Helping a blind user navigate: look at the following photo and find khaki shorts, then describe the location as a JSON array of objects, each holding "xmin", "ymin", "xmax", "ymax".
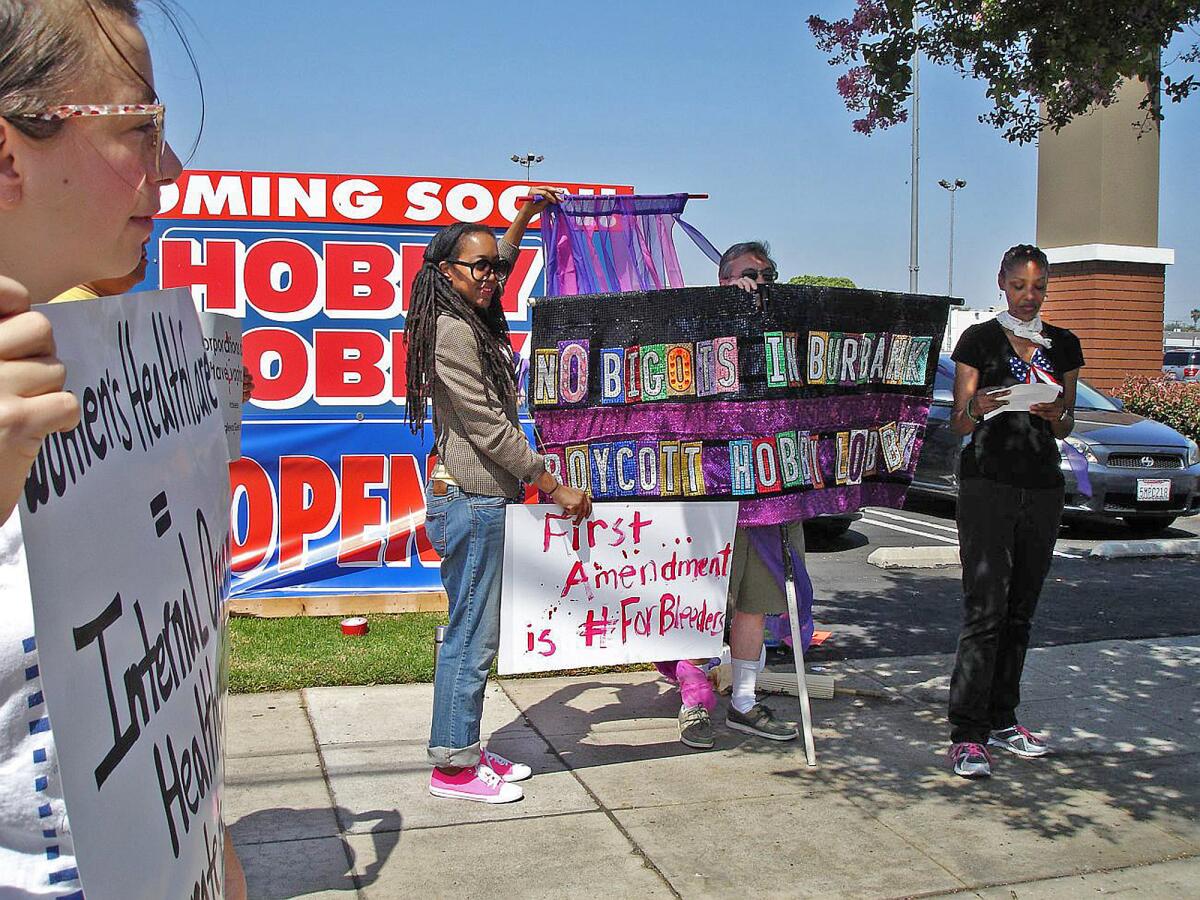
[{"xmin": 727, "ymin": 522, "xmax": 806, "ymax": 616}]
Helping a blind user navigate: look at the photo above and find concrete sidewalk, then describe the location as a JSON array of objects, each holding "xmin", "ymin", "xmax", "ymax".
[{"xmin": 225, "ymin": 636, "xmax": 1200, "ymax": 899}]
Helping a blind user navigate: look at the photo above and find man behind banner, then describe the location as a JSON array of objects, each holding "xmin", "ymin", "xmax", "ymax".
[{"xmin": 654, "ymin": 241, "xmax": 803, "ymax": 749}]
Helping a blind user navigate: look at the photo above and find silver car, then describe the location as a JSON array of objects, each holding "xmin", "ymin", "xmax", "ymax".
[{"xmin": 1163, "ymin": 348, "xmax": 1200, "ymax": 382}]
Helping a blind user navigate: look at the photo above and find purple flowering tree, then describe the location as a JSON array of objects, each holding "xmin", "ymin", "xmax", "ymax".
[{"xmin": 809, "ymin": 1, "xmax": 1200, "ymax": 143}]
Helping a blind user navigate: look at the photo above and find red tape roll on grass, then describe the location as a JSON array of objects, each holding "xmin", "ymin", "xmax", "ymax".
[{"xmin": 340, "ymin": 616, "xmax": 369, "ymax": 636}]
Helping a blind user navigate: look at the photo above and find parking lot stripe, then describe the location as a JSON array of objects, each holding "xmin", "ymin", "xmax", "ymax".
[
  {"xmin": 866, "ymin": 509, "xmax": 960, "ymax": 534},
  {"xmin": 858, "ymin": 512, "xmax": 1083, "ymax": 559},
  {"xmin": 858, "ymin": 517, "xmax": 959, "ymax": 544}
]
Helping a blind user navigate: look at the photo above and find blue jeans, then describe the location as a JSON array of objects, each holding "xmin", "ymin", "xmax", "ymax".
[{"xmin": 424, "ymin": 482, "xmax": 508, "ymax": 767}]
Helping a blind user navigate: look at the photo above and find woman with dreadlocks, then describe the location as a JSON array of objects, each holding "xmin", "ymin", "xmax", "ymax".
[{"xmin": 407, "ymin": 188, "xmax": 591, "ymax": 804}]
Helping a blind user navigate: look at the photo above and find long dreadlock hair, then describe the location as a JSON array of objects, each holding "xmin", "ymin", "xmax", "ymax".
[{"xmin": 404, "ymin": 222, "xmax": 517, "ymax": 435}]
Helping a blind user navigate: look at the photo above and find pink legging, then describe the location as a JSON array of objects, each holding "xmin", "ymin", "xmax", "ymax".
[{"xmin": 654, "ymin": 660, "xmax": 716, "ymax": 712}]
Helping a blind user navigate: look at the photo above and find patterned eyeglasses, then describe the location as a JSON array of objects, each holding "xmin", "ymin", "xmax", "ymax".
[{"xmin": 18, "ymin": 103, "xmax": 167, "ymax": 180}]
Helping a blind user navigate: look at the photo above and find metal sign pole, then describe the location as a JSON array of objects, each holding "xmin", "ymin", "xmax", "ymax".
[{"xmin": 780, "ymin": 524, "xmax": 817, "ymax": 767}]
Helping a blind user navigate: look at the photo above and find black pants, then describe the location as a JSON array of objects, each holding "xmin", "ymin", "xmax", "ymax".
[{"xmin": 948, "ymin": 478, "xmax": 1064, "ymax": 744}]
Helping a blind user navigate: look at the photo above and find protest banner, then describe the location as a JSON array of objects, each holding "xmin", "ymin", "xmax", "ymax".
[
  {"xmin": 529, "ymin": 284, "xmax": 952, "ymax": 524},
  {"xmin": 200, "ymin": 312, "xmax": 244, "ymax": 460},
  {"xmin": 18, "ymin": 289, "xmax": 232, "ymax": 899},
  {"xmin": 144, "ymin": 169, "xmax": 632, "ymax": 600},
  {"xmin": 498, "ymin": 501, "xmax": 739, "ymax": 675}
]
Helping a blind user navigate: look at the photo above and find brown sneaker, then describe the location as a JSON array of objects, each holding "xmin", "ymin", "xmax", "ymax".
[{"xmin": 726, "ymin": 703, "xmax": 798, "ymax": 741}]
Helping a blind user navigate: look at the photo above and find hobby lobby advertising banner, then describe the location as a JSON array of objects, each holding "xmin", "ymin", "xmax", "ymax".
[
  {"xmin": 530, "ymin": 285, "xmax": 951, "ymax": 525},
  {"xmin": 144, "ymin": 170, "xmax": 631, "ymax": 598}
]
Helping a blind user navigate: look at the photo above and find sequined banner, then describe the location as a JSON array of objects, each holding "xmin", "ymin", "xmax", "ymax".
[{"xmin": 531, "ymin": 284, "xmax": 951, "ymax": 525}]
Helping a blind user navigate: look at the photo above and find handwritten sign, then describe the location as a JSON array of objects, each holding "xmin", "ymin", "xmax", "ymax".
[
  {"xmin": 498, "ymin": 502, "xmax": 738, "ymax": 675},
  {"xmin": 19, "ymin": 289, "xmax": 231, "ymax": 899}
]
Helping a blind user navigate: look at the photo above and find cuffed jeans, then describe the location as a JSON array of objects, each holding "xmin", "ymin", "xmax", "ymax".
[
  {"xmin": 949, "ymin": 478, "xmax": 1064, "ymax": 744},
  {"xmin": 424, "ymin": 483, "xmax": 508, "ymax": 768}
]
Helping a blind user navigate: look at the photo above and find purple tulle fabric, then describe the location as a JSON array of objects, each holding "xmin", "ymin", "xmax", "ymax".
[{"xmin": 540, "ymin": 194, "xmax": 721, "ymax": 296}]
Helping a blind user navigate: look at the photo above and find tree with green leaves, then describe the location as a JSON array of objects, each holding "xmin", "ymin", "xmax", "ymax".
[
  {"xmin": 788, "ymin": 275, "xmax": 858, "ymax": 288},
  {"xmin": 1191, "ymin": 307, "xmax": 1200, "ymax": 327},
  {"xmin": 809, "ymin": 2, "xmax": 1200, "ymax": 144}
]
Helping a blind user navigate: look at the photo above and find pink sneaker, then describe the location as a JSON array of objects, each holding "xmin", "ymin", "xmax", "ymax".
[
  {"xmin": 429, "ymin": 764, "xmax": 523, "ymax": 803},
  {"xmin": 481, "ymin": 747, "xmax": 532, "ymax": 782}
]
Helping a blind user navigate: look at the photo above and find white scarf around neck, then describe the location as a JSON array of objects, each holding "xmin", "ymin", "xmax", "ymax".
[{"xmin": 996, "ymin": 310, "xmax": 1052, "ymax": 348}]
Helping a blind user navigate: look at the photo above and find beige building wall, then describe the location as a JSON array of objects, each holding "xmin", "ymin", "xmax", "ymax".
[{"xmin": 1037, "ymin": 78, "xmax": 1160, "ymax": 249}]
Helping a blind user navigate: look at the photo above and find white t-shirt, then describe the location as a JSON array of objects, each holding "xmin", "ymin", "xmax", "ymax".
[{"xmin": 0, "ymin": 511, "xmax": 81, "ymax": 898}]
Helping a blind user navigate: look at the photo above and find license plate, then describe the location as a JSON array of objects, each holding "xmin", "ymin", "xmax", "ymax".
[{"xmin": 1136, "ymin": 479, "xmax": 1171, "ymax": 502}]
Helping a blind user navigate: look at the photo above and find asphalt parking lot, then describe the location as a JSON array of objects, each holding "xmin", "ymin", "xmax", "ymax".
[{"xmin": 800, "ymin": 495, "xmax": 1200, "ymax": 663}]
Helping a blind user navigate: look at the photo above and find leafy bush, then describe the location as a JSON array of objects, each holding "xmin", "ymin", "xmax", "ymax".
[
  {"xmin": 788, "ymin": 274, "xmax": 857, "ymax": 288},
  {"xmin": 1110, "ymin": 376, "xmax": 1200, "ymax": 442}
]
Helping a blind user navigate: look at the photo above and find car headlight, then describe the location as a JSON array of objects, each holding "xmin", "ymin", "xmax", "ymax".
[
  {"xmin": 1187, "ymin": 438, "xmax": 1200, "ymax": 467},
  {"xmin": 1063, "ymin": 436, "xmax": 1098, "ymax": 464}
]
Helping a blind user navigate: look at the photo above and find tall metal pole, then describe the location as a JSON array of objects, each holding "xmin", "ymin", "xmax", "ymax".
[
  {"xmin": 938, "ymin": 178, "xmax": 967, "ymax": 297},
  {"xmin": 948, "ymin": 188, "xmax": 956, "ymax": 296},
  {"xmin": 909, "ymin": 52, "xmax": 920, "ymax": 293}
]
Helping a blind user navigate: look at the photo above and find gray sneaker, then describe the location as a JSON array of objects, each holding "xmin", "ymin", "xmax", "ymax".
[
  {"xmin": 679, "ymin": 705, "xmax": 714, "ymax": 749},
  {"xmin": 726, "ymin": 703, "xmax": 799, "ymax": 741}
]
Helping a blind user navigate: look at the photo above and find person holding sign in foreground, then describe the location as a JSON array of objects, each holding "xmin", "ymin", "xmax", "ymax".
[
  {"xmin": 0, "ymin": 2, "xmax": 244, "ymax": 896},
  {"xmin": 406, "ymin": 192, "xmax": 592, "ymax": 804},
  {"xmin": 946, "ymin": 244, "xmax": 1083, "ymax": 779},
  {"xmin": 655, "ymin": 242, "xmax": 802, "ymax": 749}
]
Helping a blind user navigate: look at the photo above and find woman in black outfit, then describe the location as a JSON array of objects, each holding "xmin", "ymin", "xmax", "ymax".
[{"xmin": 947, "ymin": 244, "xmax": 1084, "ymax": 779}]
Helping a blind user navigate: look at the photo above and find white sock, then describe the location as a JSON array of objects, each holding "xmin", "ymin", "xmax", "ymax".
[{"xmin": 731, "ymin": 657, "xmax": 758, "ymax": 714}]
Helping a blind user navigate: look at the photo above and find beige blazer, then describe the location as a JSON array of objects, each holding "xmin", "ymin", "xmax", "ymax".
[{"xmin": 431, "ymin": 314, "xmax": 544, "ymax": 498}]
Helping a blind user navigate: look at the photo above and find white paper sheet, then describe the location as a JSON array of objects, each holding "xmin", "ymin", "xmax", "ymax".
[{"xmin": 983, "ymin": 381, "xmax": 1063, "ymax": 420}]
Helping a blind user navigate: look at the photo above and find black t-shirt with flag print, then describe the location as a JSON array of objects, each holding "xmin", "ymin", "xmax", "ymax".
[{"xmin": 951, "ymin": 318, "xmax": 1085, "ymax": 489}]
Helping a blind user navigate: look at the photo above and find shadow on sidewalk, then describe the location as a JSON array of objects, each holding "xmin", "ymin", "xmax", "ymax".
[
  {"xmin": 233, "ymin": 805, "xmax": 400, "ymax": 899},
  {"xmin": 499, "ymin": 639, "xmax": 1198, "ymax": 847}
]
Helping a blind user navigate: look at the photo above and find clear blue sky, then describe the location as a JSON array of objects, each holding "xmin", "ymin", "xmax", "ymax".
[{"xmin": 147, "ymin": 1, "xmax": 1200, "ymax": 324}]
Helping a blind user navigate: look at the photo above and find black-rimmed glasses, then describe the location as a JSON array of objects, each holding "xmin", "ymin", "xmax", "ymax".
[{"xmin": 447, "ymin": 257, "xmax": 513, "ymax": 282}]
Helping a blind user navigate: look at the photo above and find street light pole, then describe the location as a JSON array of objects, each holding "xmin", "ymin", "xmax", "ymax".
[
  {"xmin": 937, "ymin": 178, "xmax": 967, "ymax": 296},
  {"xmin": 510, "ymin": 152, "xmax": 544, "ymax": 182},
  {"xmin": 909, "ymin": 51, "xmax": 920, "ymax": 293}
]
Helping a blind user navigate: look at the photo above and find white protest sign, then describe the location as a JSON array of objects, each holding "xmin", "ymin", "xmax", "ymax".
[
  {"xmin": 199, "ymin": 312, "xmax": 244, "ymax": 460},
  {"xmin": 499, "ymin": 502, "xmax": 738, "ymax": 675},
  {"xmin": 19, "ymin": 288, "xmax": 231, "ymax": 900}
]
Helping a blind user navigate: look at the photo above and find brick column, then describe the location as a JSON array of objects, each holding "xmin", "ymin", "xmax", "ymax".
[{"xmin": 1041, "ymin": 247, "xmax": 1171, "ymax": 391}]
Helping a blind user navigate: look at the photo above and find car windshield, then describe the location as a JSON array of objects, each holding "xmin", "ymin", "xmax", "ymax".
[{"xmin": 1074, "ymin": 378, "xmax": 1119, "ymax": 411}]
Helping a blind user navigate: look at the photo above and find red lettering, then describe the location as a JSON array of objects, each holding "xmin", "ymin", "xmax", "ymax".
[
  {"xmin": 243, "ymin": 327, "xmax": 311, "ymax": 406},
  {"xmin": 160, "ymin": 238, "xmax": 239, "ymax": 312},
  {"xmin": 313, "ymin": 329, "xmax": 387, "ymax": 401},
  {"xmin": 630, "ymin": 510, "xmax": 653, "ymax": 545},
  {"xmin": 659, "ymin": 592, "xmax": 678, "ymax": 635},
  {"xmin": 338, "ymin": 455, "xmax": 388, "ymax": 565},
  {"xmin": 620, "ymin": 596, "xmax": 640, "ymax": 643},
  {"xmin": 278, "ymin": 456, "xmax": 338, "ymax": 571},
  {"xmin": 229, "ymin": 457, "xmax": 276, "ymax": 573},
  {"xmin": 243, "ymin": 239, "xmax": 320, "ymax": 317},
  {"xmin": 543, "ymin": 512, "xmax": 577, "ymax": 552},
  {"xmin": 399, "ymin": 245, "xmax": 426, "ymax": 313},
  {"xmin": 561, "ymin": 560, "xmax": 588, "ymax": 598},
  {"xmin": 324, "ymin": 242, "xmax": 401, "ymax": 315},
  {"xmin": 384, "ymin": 454, "xmax": 440, "ymax": 564}
]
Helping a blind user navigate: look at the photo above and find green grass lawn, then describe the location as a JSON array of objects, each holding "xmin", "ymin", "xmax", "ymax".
[
  {"xmin": 229, "ymin": 613, "xmax": 653, "ymax": 693},
  {"xmin": 229, "ymin": 613, "xmax": 446, "ymax": 693}
]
